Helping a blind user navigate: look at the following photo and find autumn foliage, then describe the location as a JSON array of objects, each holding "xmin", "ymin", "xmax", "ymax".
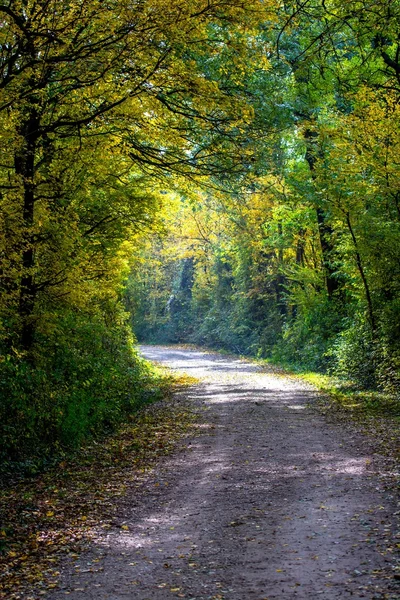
[
  {"xmin": 129, "ymin": 1, "xmax": 400, "ymax": 397},
  {"xmin": 1, "ymin": 0, "xmax": 400, "ymax": 462},
  {"xmin": 0, "ymin": 0, "xmax": 273, "ymax": 461}
]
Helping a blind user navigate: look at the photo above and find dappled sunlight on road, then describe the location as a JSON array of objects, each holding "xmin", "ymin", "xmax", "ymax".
[{"xmin": 50, "ymin": 346, "xmax": 397, "ymax": 600}]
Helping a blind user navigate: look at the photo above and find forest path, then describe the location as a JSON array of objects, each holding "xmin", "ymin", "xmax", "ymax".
[{"xmin": 50, "ymin": 345, "xmax": 398, "ymax": 600}]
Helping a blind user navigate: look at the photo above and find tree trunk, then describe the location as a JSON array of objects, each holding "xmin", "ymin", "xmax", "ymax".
[
  {"xmin": 304, "ymin": 128, "xmax": 339, "ymax": 298},
  {"xmin": 345, "ymin": 213, "xmax": 376, "ymax": 331},
  {"xmin": 276, "ymin": 221, "xmax": 287, "ymax": 316},
  {"xmin": 315, "ymin": 207, "xmax": 339, "ymax": 298},
  {"xmin": 15, "ymin": 108, "xmax": 40, "ymax": 352}
]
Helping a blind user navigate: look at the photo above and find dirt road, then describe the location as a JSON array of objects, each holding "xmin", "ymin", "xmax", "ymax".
[{"xmin": 50, "ymin": 346, "xmax": 398, "ymax": 599}]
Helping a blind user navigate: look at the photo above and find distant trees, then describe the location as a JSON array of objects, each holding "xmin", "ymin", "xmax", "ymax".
[{"xmin": 130, "ymin": 0, "xmax": 400, "ymax": 395}]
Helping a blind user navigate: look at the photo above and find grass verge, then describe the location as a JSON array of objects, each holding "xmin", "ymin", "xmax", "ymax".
[{"xmin": 260, "ymin": 359, "xmax": 400, "ymax": 464}]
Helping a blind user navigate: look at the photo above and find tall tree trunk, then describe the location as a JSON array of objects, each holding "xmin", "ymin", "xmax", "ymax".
[
  {"xmin": 315, "ymin": 207, "xmax": 339, "ymax": 298},
  {"xmin": 345, "ymin": 213, "xmax": 376, "ymax": 331},
  {"xmin": 276, "ymin": 221, "xmax": 287, "ymax": 316},
  {"xmin": 304, "ymin": 128, "xmax": 339, "ymax": 298},
  {"xmin": 15, "ymin": 108, "xmax": 40, "ymax": 352}
]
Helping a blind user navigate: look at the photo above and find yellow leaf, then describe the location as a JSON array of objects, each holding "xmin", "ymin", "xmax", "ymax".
[{"xmin": 121, "ymin": 525, "xmax": 129, "ymax": 530}]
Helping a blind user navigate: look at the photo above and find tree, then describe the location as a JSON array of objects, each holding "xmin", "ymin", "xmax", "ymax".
[
  {"xmin": 129, "ymin": 0, "xmax": 400, "ymax": 391},
  {"xmin": 0, "ymin": 0, "xmax": 273, "ymax": 353}
]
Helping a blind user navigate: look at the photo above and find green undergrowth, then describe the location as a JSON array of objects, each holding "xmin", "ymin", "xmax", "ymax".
[
  {"xmin": 296, "ymin": 371, "xmax": 400, "ymax": 417},
  {"xmin": 0, "ymin": 313, "xmax": 187, "ymax": 472},
  {"xmin": 264, "ymin": 359, "xmax": 400, "ymax": 419}
]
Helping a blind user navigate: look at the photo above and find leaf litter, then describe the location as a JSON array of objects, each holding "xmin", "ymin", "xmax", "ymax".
[{"xmin": 0, "ymin": 373, "xmax": 199, "ymax": 600}]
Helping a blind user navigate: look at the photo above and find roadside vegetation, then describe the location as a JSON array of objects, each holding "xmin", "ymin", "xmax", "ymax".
[
  {"xmin": 1, "ymin": 0, "xmax": 399, "ymax": 577},
  {"xmin": 1, "ymin": 1, "xmax": 399, "ymax": 595}
]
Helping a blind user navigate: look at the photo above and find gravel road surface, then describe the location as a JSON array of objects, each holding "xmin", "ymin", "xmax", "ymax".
[{"xmin": 49, "ymin": 346, "xmax": 399, "ymax": 600}]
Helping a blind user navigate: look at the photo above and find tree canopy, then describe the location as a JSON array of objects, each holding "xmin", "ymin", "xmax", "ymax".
[
  {"xmin": 1, "ymin": 0, "xmax": 399, "ymax": 461},
  {"xmin": 130, "ymin": 0, "xmax": 400, "ymax": 394}
]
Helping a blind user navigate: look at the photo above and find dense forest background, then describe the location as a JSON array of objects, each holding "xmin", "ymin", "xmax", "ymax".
[
  {"xmin": 130, "ymin": 0, "xmax": 400, "ymax": 394},
  {"xmin": 1, "ymin": 0, "xmax": 399, "ymax": 464}
]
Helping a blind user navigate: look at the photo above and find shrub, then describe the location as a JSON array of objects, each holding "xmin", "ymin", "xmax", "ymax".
[
  {"xmin": 271, "ymin": 298, "xmax": 345, "ymax": 372},
  {"xmin": 331, "ymin": 318, "xmax": 377, "ymax": 388},
  {"xmin": 0, "ymin": 311, "xmax": 166, "ymax": 465}
]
